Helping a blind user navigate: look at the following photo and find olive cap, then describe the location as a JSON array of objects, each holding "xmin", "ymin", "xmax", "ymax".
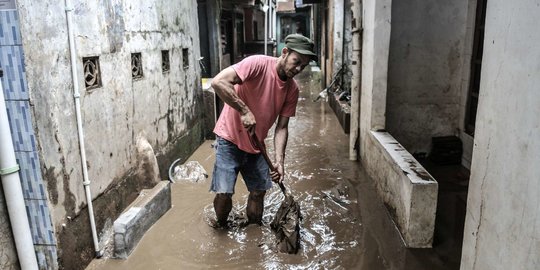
[{"xmin": 284, "ymin": 34, "xmax": 317, "ymax": 62}]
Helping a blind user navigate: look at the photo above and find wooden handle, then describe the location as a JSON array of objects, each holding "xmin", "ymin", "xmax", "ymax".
[{"xmin": 250, "ymin": 133, "xmax": 286, "ymax": 193}]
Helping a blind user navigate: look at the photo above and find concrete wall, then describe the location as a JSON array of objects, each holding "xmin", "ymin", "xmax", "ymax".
[
  {"xmin": 16, "ymin": 0, "xmax": 203, "ymax": 268},
  {"xmin": 385, "ymin": 0, "xmax": 470, "ymax": 154},
  {"xmin": 358, "ymin": 0, "xmax": 439, "ymax": 248},
  {"xmin": 461, "ymin": 0, "xmax": 540, "ymax": 269},
  {"xmin": 364, "ymin": 131, "xmax": 438, "ymax": 247},
  {"xmin": 359, "ymin": 0, "xmax": 390, "ymax": 135}
]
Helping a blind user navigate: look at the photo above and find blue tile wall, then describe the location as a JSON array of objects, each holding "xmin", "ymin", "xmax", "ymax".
[
  {"xmin": 25, "ymin": 199, "xmax": 56, "ymax": 245},
  {"xmin": 15, "ymin": 151, "xmax": 46, "ymax": 200},
  {"xmin": 35, "ymin": 245, "xmax": 59, "ymax": 270},
  {"xmin": 0, "ymin": 10, "xmax": 22, "ymax": 46},
  {"xmin": 0, "ymin": 45, "xmax": 29, "ymax": 100},
  {"xmin": 4, "ymin": 100, "xmax": 36, "ymax": 151},
  {"xmin": 1, "ymin": 9, "xmax": 58, "ymax": 270}
]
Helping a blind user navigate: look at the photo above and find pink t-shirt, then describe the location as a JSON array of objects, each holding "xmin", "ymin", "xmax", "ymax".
[{"xmin": 213, "ymin": 55, "xmax": 299, "ymax": 154}]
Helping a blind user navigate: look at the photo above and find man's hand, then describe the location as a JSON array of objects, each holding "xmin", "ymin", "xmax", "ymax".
[
  {"xmin": 270, "ymin": 163, "xmax": 284, "ymax": 183},
  {"xmin": 241, "ymin": 110, "xmax": 256, "ymax": 134}
]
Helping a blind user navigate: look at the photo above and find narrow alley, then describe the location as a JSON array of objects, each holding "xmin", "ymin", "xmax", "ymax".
[
  {"xmin": 1, "ymin": 0, "xmax": 539, "ymax": 269},
  {"xmin": 86, "ymin": 68, "xmax": 459, "ymax": 270}
]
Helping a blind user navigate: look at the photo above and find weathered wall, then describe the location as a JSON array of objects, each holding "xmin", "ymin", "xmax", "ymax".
[
  {"xmin": 385, "ymin": 0, "xmax": 469, "ymax": 154},
  {"xmin": 460, "ymin": 0, "xmax": 540, "ymax": 269},
  {"xmin": 16, "ymin": 0, "xmax": 203, "ymax": 268},
  {"xmin": 358, "ymin": 0, "xmax": 438, "ymax": 244}
]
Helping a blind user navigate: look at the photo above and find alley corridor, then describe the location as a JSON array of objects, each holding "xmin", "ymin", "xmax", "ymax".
[{"xmin": 85, "ymin": 68, "xmax": 460, "ymax": 270}]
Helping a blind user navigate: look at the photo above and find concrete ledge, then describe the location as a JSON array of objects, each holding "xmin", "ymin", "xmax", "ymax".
[
  {"xmin": 365, "ymin": 131, "xmax": 438, "ymax": 248},
  {"xmin": 113, "ymin": 181, "xmax": 171, "ymax": 258},
  {"xmin": 328, "ymin": 92, "xmax": 351, "ymax": 134}
]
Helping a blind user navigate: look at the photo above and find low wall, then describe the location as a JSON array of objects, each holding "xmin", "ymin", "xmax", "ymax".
[
  {"xmin": 114, "ymin": 181, "xmax": 171, "ymax": 259},
  {"xmin": 328, "ymin": 92, "xmax": 350, "ymax": 134},
  {"xmin": 362, "ymin": 130, "xmax": 438, "ymax": 248}
]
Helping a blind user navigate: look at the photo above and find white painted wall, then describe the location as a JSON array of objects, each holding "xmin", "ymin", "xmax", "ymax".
[
  {"xmin": 385, "ymin": 0, "xmax": 470, "ymax": 154},
  {"xmin": 359, "ymin": 0, "xmax": 390, "ymax": 136},
  {"xmin": 332, "ymin": 0, "xmax": 344, "ymax": 77},
  {"xmin": 17, "ymin": 0, "xmax": 202, "ymax": 230},
  {"xmin": 461, "ymin": 0, "xmax": 540, "ymax": 269}
]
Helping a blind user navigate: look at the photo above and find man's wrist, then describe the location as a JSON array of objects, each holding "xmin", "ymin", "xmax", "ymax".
[{"xmin": 240, "ymin": 106, "xmax": 250, "ymax": 115}]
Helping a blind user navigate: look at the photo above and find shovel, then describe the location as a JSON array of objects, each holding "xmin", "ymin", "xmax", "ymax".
[{"xmin": 250, "ymin": 133, "xmax": 301, "ymax": 254}]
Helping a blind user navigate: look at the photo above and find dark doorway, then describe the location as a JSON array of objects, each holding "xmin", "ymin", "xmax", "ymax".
[
  {"xmin": 465, "ymin": 0, "xmax": 488, "ymax": 136},
  {"xmin": 197, "ymin": 0, "xmax": 212, "ymax": 77}
]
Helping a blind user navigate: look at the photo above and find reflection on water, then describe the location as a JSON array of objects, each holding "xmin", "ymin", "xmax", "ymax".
[{"xmin": 88, "ymin": 67, "xmax": 456, "ymax": 270}]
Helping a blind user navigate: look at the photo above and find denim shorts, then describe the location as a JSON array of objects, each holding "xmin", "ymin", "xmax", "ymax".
[{"xmin": 210, "ymin": 137, "xmax": 272, "ymax": 194}]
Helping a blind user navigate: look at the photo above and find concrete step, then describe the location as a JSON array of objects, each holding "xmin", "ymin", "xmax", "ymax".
[
  {"xmin": 113, "ymin": 181, "xmax": 171, "ymax": 259},
  {"xmin": 328, "ymin": 92, "xmax": 351, "ymax": 134}
]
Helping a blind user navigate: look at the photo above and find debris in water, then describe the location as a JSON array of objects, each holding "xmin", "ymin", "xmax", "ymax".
[
  {"xmin": 172, "ymin": 161, "xmax": 208, "ymax": 183},
  {"xmin": 270, "ymin": 191, "xmax": 302, "ymax": 254}
]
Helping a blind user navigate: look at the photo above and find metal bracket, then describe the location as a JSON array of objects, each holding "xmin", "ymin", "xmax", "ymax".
[{"xmin": 0, "ymin": 165, "xmax": 20, "ymax": 176}]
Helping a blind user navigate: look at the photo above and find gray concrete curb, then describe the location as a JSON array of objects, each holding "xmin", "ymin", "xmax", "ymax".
[{"xmin": 113, "ymin": 181, "xmax": 171, "ymax": 259}]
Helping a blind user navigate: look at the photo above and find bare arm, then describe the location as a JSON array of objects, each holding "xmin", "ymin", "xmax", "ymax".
[
  {"xmin": 211, "ymin": 67, "xmax": 256, "ymax": 131},
  {"xmin": 271, "ymin": 115, "xmax": 290, "ymax": 183}
]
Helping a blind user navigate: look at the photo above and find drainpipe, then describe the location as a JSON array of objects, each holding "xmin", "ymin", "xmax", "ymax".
[
  {"xmin": 0, "ymin": 69, "xmax": 39, "ymax": 269},
  {"xmin": 264, "ymin": 0, "xmax": 269, "ymax": 55},
  {"xmin": 65, "ymin": 0, "xmax": 102, "ymax": 257},
  {"xmin": 349, "ymin": 0, "xmax": 362, "ymax": 160}
]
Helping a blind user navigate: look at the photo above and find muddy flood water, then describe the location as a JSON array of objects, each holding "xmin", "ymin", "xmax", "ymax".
[{"xmin": 87, "ymin": 68, "xmax": 458, "ymax": 270}]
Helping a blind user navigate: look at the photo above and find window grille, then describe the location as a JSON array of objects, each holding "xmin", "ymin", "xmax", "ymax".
[
  {"xmin": 131, "ymin": 53, "xmax": 143, "ymax": 79},
  {"xmin": 182, "ymin": 48, "xmax": 189, "ymax": 69},
  {"xmin": 83, "ymin": 57, "xmax": 101, "ymax": 89},
  {"xmin": 162, "ymin": 50, "xmax": 170, "ymax": 72}
]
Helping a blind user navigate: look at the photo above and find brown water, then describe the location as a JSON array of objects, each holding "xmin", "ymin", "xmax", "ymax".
[{"xmin": 87, "ymin": 68, "xmax": 458, "ymax": 270}]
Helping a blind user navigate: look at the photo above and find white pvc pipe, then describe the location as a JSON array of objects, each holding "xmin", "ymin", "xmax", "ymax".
[
  {"xmin": 64, "ymin": 0, "xmax": 102, "ymax": 257},
  {"xmin": 269, "ymin": 2, "xmax": 274, "ymax": 40},
  {"xmin": 264, "ymin": 0, "xmax": 268, "ymax": 55},
  {"xmin": 0, "ymin": 70, "xmax": 39, "ymax": 269}
]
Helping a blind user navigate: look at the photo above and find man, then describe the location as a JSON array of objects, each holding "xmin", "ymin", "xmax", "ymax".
[{"xmin": 210, "ymin": 34, "xmax": 317, "ymax": 227}]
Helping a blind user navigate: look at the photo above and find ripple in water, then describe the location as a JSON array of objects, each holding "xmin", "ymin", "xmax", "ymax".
[{"xmin": 198, "ymin": 179, "xmax": 362, "ymax": 270}]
